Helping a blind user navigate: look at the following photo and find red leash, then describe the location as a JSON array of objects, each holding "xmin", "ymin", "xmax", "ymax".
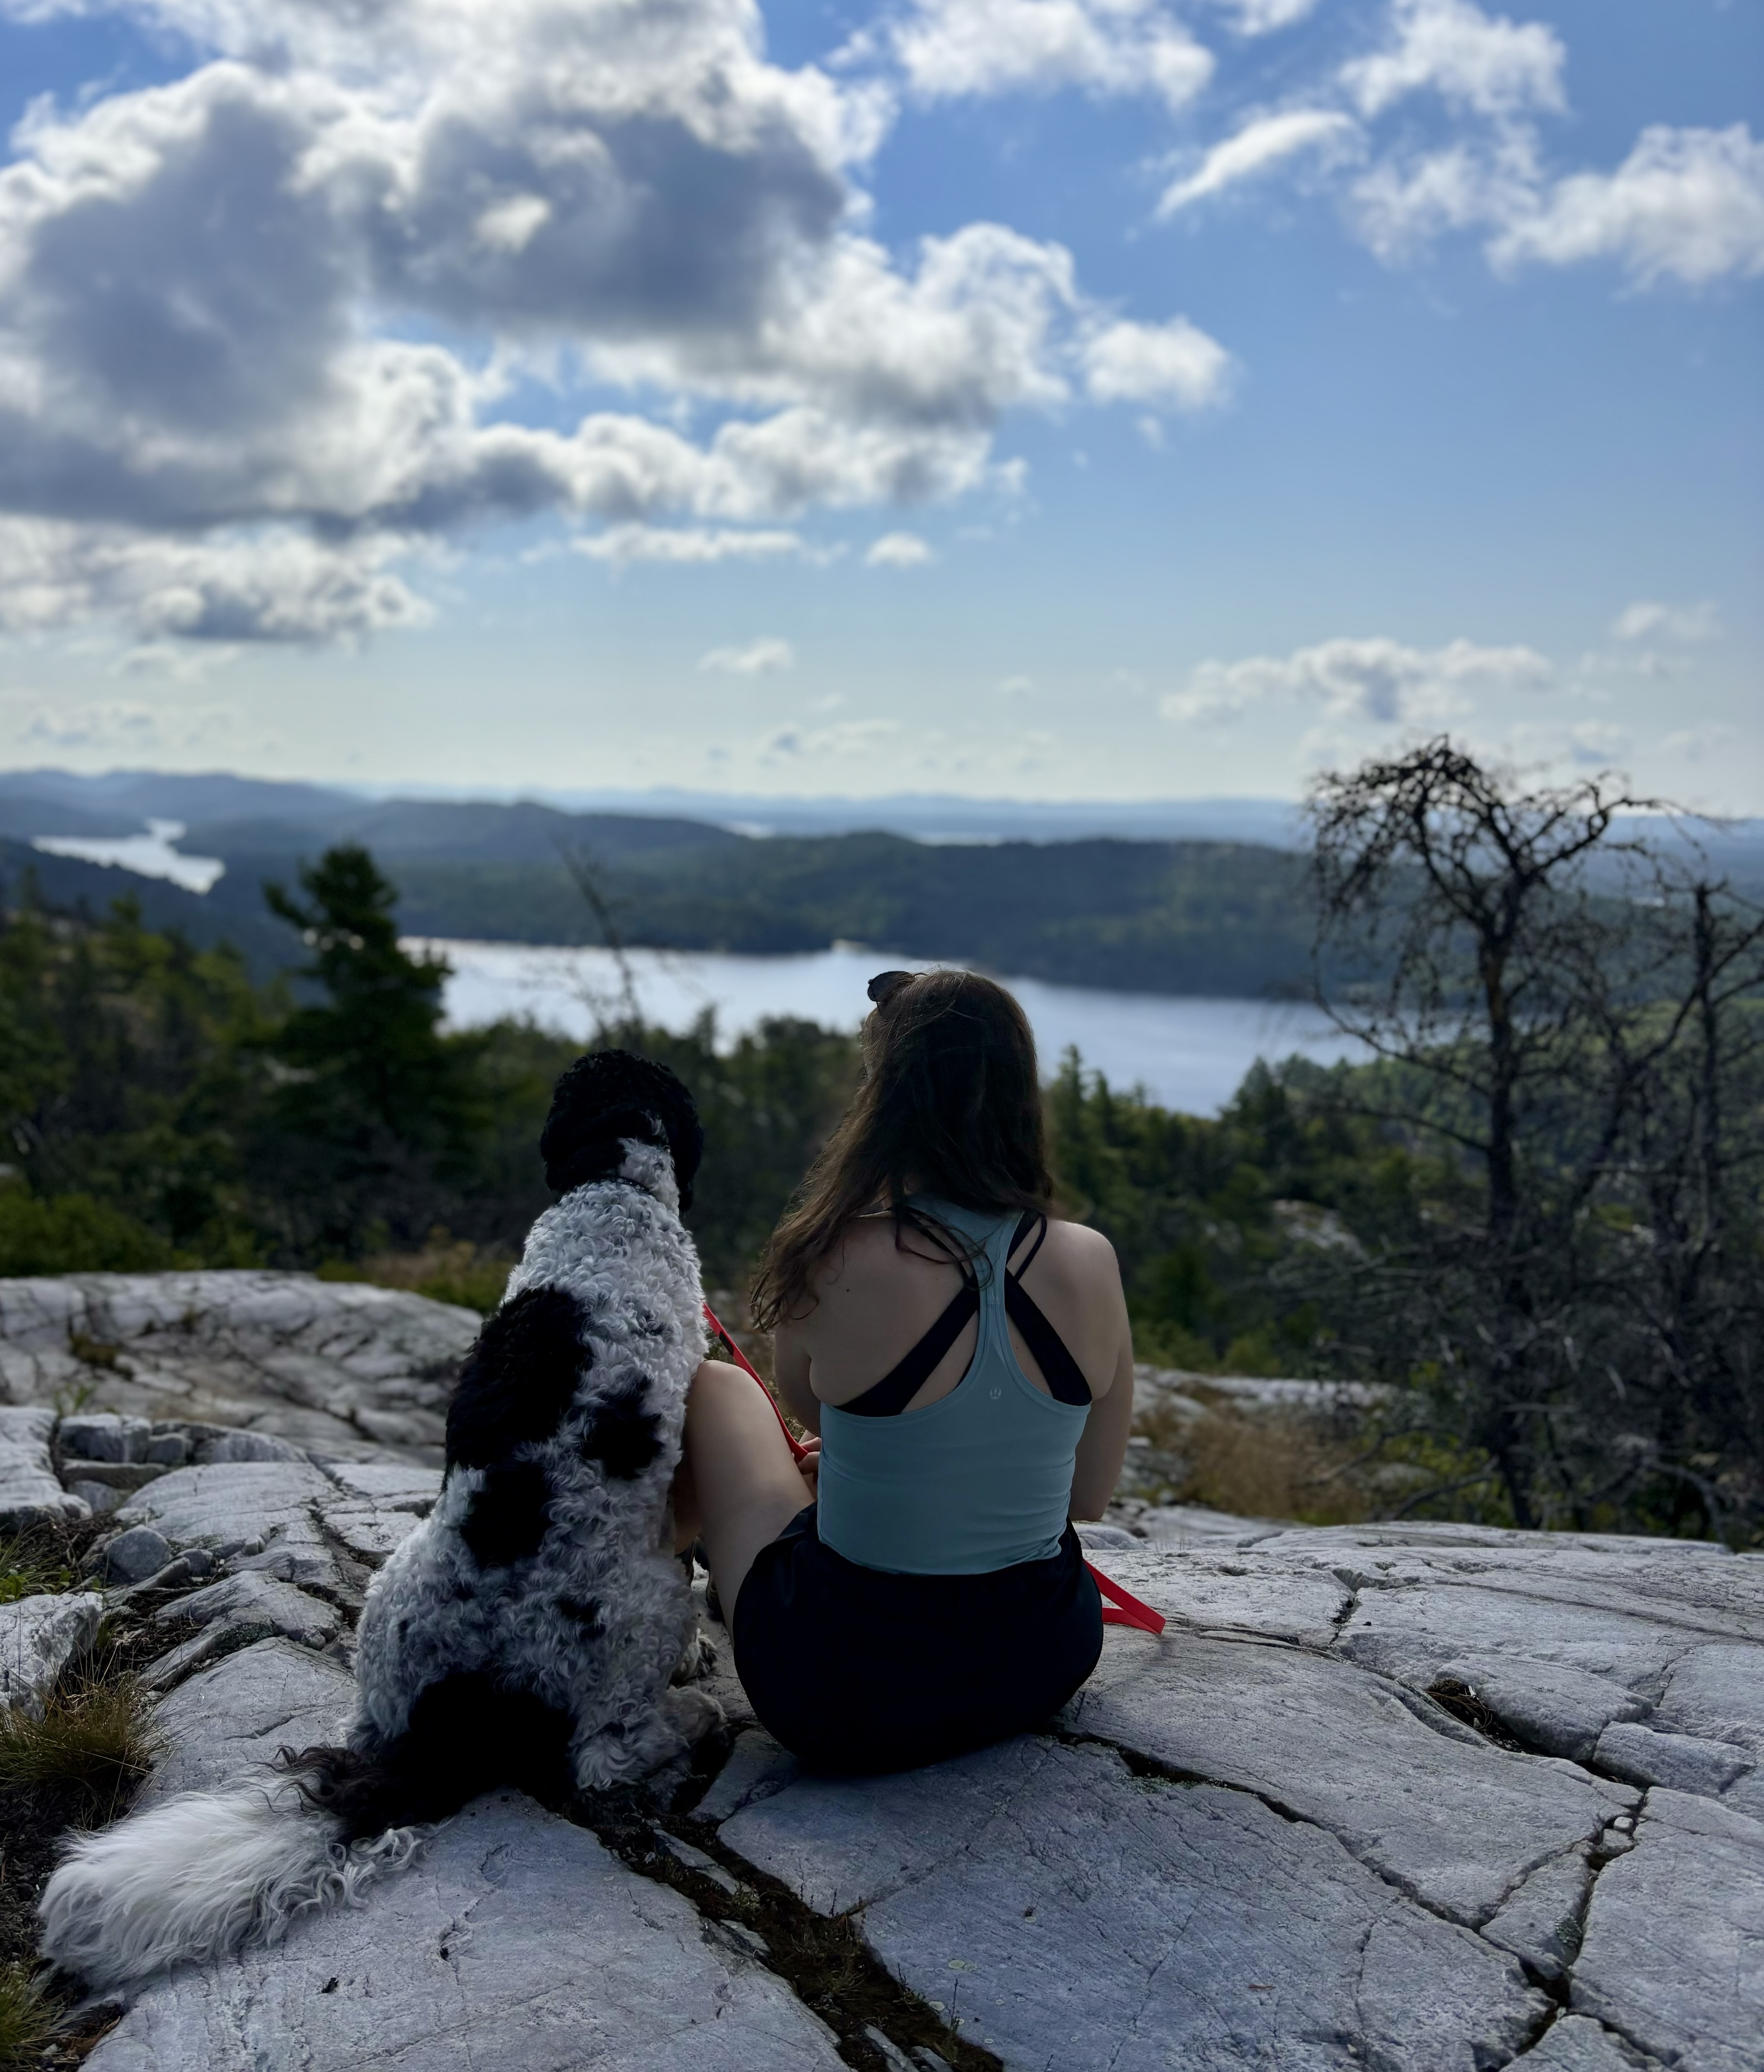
[{"xmin": 702, "ymin": 1304, "xmax": 1165, "ymax": 1636}]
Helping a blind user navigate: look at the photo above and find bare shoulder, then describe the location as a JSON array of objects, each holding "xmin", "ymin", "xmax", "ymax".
[{"xmin": 1034, "ymin": 1217, "xmax": 1122, "ymax": 1284}]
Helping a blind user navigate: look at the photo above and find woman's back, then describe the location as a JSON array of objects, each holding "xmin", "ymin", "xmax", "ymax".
[{"xmin": 773, "ymin": 1200, "xmax": 1135, "ymax": 1573}]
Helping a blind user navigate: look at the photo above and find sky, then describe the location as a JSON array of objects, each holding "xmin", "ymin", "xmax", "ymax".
[{"xmin": 0, "ymin": 0, "xmax": 1758, "ymax": 810}]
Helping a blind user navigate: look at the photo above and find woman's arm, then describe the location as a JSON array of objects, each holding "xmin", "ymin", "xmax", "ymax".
[
  {"xmin": 770, "ymin": 1318, "xmax": 823, "ymax": 1438},
  {"xmin": 1070, "ymin": 1331, "xmax": 1135, "ymax": 1521}
]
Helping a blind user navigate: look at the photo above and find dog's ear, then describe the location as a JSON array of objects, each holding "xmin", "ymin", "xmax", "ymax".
[{"xmin": 540, "ymin": 1050, "xmax": 704, "ymax": 1211}]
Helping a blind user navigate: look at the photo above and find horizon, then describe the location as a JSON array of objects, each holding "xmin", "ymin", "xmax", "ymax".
[{"xmin": 0, "ymin": 0, "xmax": 1758, "ymax": 810}]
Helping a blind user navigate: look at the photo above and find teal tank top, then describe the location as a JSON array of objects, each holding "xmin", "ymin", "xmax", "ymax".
[{"xmin": 816, "ymin": 1198, "xmax": 1091, "ymax": 1576}]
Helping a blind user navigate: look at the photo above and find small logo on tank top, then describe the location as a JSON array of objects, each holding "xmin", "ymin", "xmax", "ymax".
[{"xmin": 989, "ymin": 1386, "xmax": 1002, "ymax": 1399}]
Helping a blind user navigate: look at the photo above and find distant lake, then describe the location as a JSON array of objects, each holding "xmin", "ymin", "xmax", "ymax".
[{"xmin": 415, "ymin": 939, "xmax": 1365, "ymax": 1116}]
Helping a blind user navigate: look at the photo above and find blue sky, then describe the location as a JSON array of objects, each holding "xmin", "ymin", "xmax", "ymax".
[{"xmin": 0, "ymin": 0, "xmax": 1757, "ymax": 809}]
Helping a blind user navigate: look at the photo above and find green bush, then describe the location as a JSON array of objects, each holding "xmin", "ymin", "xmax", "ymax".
[{"xmin": 0, "ymin": 1187, "xmax": 179, "ymax": 1277}]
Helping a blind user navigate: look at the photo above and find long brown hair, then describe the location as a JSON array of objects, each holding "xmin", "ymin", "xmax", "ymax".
[{"xmin": 749, "ymin": 969, "xmax": 1053, "ymax": 1328}]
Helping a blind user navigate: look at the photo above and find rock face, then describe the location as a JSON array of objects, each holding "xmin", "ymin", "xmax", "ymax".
[
  {"xmin": 0, "ymin": 1390, "xmax": 1757, "ymax": 2072},
  {"xmin": 0, "ymin": 1272, "xmax": 481, "ymax": 1462},
  {"xmin": 0, "ymin": 1402, "xmax": 89, "ymax": 1528}
]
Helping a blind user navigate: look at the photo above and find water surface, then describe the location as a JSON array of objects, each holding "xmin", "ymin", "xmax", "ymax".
[{"xmin": 417, "ymin": 939, "xmax": 1364, "ymax": 1116}]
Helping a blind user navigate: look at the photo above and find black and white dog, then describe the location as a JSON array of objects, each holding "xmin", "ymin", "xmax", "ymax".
[{"xmin": 40, "ymin": 1051, "xmax": 721, "ymax": 1993}]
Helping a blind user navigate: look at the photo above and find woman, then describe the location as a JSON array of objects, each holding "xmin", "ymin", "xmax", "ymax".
[{"xmin": 674, "ymin": 968, "xmax": 1135, "ymax": 1773}]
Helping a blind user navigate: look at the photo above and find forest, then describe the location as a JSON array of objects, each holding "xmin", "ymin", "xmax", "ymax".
[{"xmin": 2, "ymin": 743, "xmax": 1761, "ymax": 1545}]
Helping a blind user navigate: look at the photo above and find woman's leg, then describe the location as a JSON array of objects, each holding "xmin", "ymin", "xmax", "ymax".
[{"xmin": 674, "ymin": 1361, "xmax": 815, "ymax": 1623}]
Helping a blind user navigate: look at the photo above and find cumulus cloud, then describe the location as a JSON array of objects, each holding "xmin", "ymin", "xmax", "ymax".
[
  {"xmin": 0, "ymin": 0, "xmax": 1219, "ymax": 642},
  {"xmin": 1164, "ymin": 634, "xmax": 1552, "ymax": 725},
  {"xmin": 698, "ymin": 635, "xmax": 796, "ymax": 674},
  {"xmin": 866, "ymin": 530, "xmax": 934, "ymax": 566},
  {"xmin": 888, "ymin": 0, "xmax": 1213, "ymax": 111},
  {"xmin": 1081, "ymin": 318, "xmax": 1235, "ymax": 409},
  {"xmin": 0, "ymin": 517, "xmax": 427, "ymax": 641},
  {"xmin": 1341, "ymin": 0, "xmax": 1564, "ymax": 120},
  {"xmin": 1157, "ymin": 108, "xmax": 1360, "ymax": 215},
  {"xmin": 574, "ymin": 525, "xmax": 813, "ymax": 564},
  {"xmin": 1490, "ymin": 125, "xmax": 1764, "ymax": 286},
  {"xmin": 1611, "ymin": 599, "xmax": 1723, "ymax": 644}
]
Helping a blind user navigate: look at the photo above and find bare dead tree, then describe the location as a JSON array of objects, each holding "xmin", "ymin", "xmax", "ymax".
[
  {"xmin": 1302, "ymin": 739, "xmax": 1764, "ymax": 1539},
  {"xmin": 556, "ymin": 843, "xmax": 642, "ymax": 1033}
]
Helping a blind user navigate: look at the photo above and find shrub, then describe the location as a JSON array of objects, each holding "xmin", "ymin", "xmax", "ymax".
[
  {"xmin": 0, "ymin": 1188, "xmax": 178, "ymax": 1277},
  {"xmin": 0, "ymin": 1678, "xmax": 160, "ymax": 1818}
]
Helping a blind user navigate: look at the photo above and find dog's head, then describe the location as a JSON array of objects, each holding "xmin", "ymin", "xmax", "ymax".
[{"xmin": 539, "ymin": 1050, "xmax": 704, "ymax": 1213}]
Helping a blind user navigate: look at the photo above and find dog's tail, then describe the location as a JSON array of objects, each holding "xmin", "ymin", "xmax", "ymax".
[
  {"xmin": 39, "ymin": 1674, "xmax": 575, "ymax": 1994},
  {"xmin": 36, "ymin": 1779, "xmax": 419, "ymax": 1994}
]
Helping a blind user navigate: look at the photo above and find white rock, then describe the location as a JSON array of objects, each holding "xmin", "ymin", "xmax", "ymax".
[
  {"xmin": 1480, "ymin": 1846, "xmax": 1593, "ymax": 1981},
  {"xmin": 1063, "ymin": 1627, "xmax": 1631, "ymax": 1925},
  {"xmin": 319, "ymin": 1504, "xmax": 425, "ymax": 1566},
  {"xmin": 0, "ymin": 1402, "xmax": 87, "ymax": 1529},
  {"xmin": 1082, "ymin": 1546, "xmax": 1353, "ymax": 1647},
  {"xmin": 1511, "ymin": 2014, "xmax": 1663, "ymax": 2070},
  {"xmin": 110, "ymin": 1459, "xmax": 335, "ymax": 1563},
  {"xmin": 142, "ymin": 1637, "xmax": 355, "ymax": 1803},
  {"xmin": 1593, "ymin": 1722, "xmax": 1752, "ymax": 1796},
  {"xmin": 0, "ymin": 1272, "xmax": 480, "ymax": 1464},
  {"xmin": 1653, "ymin": 1641, "xmax": 1764, "ymax": 1759},
  {"xmin": 0, "ymin": 1590, "xmax": 103, "ymax": 1712},
  {"xmin": 85, "ymin": 1792, "xmax": 847, "ymax": 2072},
  {"xmin": 319, "ymin": 1461, "xmax": 442, "ymax": 1512},
  {"xmin": 696, "ymin": 1729, "xmax": 801, "ymax": 1825},
  {"xmin": 143, "ymin": 1574, "xmax": 341, "ymax": 1692},
  {"xmin": 723, "ymin": 1738, "xmax": 1547, "ymax": 2072},
  {"xmin": 1436, "ymin": 1653, "xmax": 1646, "ymax": 1761},
  {"xmin": 1571, "ymin": 1788, "xmax": 1764, "ymax": 2072}
]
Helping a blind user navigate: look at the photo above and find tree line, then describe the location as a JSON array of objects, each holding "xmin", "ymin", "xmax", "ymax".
[{"xmin": 2, "ymin": 741, "xmax": 1759, "ymax": 1543}]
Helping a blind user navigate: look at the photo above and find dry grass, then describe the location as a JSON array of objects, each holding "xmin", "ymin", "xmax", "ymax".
[
  {"xmin": 0, "ymin": 1962, "xmax": 59, "ymax": 2068},
  {"xmin": 317, "ymin": 1232, "xmax": 514, "ymax": 1316},
  {"xmin": 1132, "ymin": 1396, "xmax": 1415, "ymax": 1526},
  {"xmin": 0, "ymin": 1677, "xmax": 161, "ymax": 1819}
]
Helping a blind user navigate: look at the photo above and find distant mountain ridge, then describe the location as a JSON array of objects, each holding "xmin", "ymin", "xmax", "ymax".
[{"xmin": 4, "ymin": 768, "xmax": 1759, "ymax": 1001}]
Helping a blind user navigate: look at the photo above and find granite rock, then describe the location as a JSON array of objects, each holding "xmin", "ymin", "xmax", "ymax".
[
  {"xmin": 99, "ymin": 1526, "xmax": 174, "ymax": 1585},
  {"xmin": 722, "ymin": 1738, "xmax": 1547, "ymax": 2072},
  {"xmin": 0, "ymin": 1402, "xmax": 87, "ymax": 1529},
  {"xmin": 0, "ymin": 1272, "xmax": 480, "ymax": 1464},
  {"xmin": 59, "ymin": 1413, "xmax": 153, "ymax": 1464},
  {"xmin": 1082, "ymin": 1545, "xmax": 1353, "ymax": 1647},
  {"xmin": 1063, "ymin": 1628, "xmax": 1631, "ymax": 1925},
  {"xmin": 1572, "ymin": 1788, "xmax": 1764, "ymax": 2072},
  {"xmin": 1653, "ymin": 1641, "xmax": 1764, "ymax": 1759},
  {"xmin": 1593, "ymin": 1721, "xmax": 1752, "ymax": 1796},
  {"xmin": 85, "ymin": 1793, "xmax": 847, "ymax": 2072},
  {"xmin": 1511, "ymin": 2015, "xmax": 1664, "ymax": 2071},
  {"xmin": 1436, "ymin": 1652, "xmax": 1647, "ymax": 1761},
  {"xmin": 0, "ymin": 1589, "xmax": 103, "ymax": 1711},
  {"xmin": 141, "ymin": 1637, "xmax": 357, "ymax": 1802}
]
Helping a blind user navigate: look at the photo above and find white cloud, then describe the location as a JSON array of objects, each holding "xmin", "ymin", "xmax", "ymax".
[
  {"xmin": 758, "ymin": 717, "xmax": 899, "ymax": 758},
  {"xmin": 866, "ymin": 530, "xmax": 934, "ymax": 567},
  {"xmin": 1342, "ymin": 0, "xmax": 1565, "ymax": 120},
  {"xmin": 996, "ymin": 673, "xmax": 1034, "ymax": 695},
  {"xmin": 0, "ymin": 0, "xmax": 1211, "ymax": 643},
  {"xmin": 698, "ymin": 636, "xmax": 796, "ymax": 675},
  {"xmin": 1164, "ymin": 634, "xmax": 1552, "ymax": 725},
  {"xmin": 1081, "ymin": 318, "xmax": 1235, "ymax": 409},
  {"xmin": 1490, "ymin": 125, "xmax": 1764, "ymax": 286},
  {"xmin": 1158, "ymin": 109, "xmax": 1360, "ymax": 216},
  {"xmin": 1215, "ymin": 0, "xmax": 1320, "ymax": 32},
  {"xmin": 1611, "ymin": 599, "xmax": 1723, "ymax": 645},
  {"xmin": 0, "ymin": 516, "xmax": 427, "ymax": 641},
  {"xmin": 889, "ymin": 0, "xmax": 1213, "ymax": 112},
  {"xmin": 575, "ymin": 525, "xmax": 813, "ymax": 565},
  {"xmin": 1349, "ymin": 137, "xmax": 1538, "ymax": 259}
]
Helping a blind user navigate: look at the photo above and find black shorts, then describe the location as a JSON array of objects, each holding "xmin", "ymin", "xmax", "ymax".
[{"xmin": 731, "ymin": 1504, "xmax": 1104, "ymax": 1775}]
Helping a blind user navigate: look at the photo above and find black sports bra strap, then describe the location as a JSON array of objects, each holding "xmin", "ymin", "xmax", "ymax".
[
  {"xmin": 1010, "ymin": 1211, "xmax": 1049, "ymax": 1275},
  {"xmin": 839, "ymin": 1282, "xmax": 980, "ymax": 1417},
  {"xmin": 1003, "ymin": 1274, "xmax": 1093, "ymax": 1406}
]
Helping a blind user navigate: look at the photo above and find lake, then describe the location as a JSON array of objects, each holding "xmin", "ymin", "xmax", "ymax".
[{"xmin": 415, "ymin": 939, "xmax": 1365, "ymax": 1116}]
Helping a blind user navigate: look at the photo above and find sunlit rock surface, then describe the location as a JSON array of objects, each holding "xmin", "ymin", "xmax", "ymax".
[
  {"xmin": 0, "ymin": 1272, "xmax": 479, "ymax": 1462},
  {"xmin": 0, "ymin": 1382, "xmax": 1754, "ymax": 2071}
]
